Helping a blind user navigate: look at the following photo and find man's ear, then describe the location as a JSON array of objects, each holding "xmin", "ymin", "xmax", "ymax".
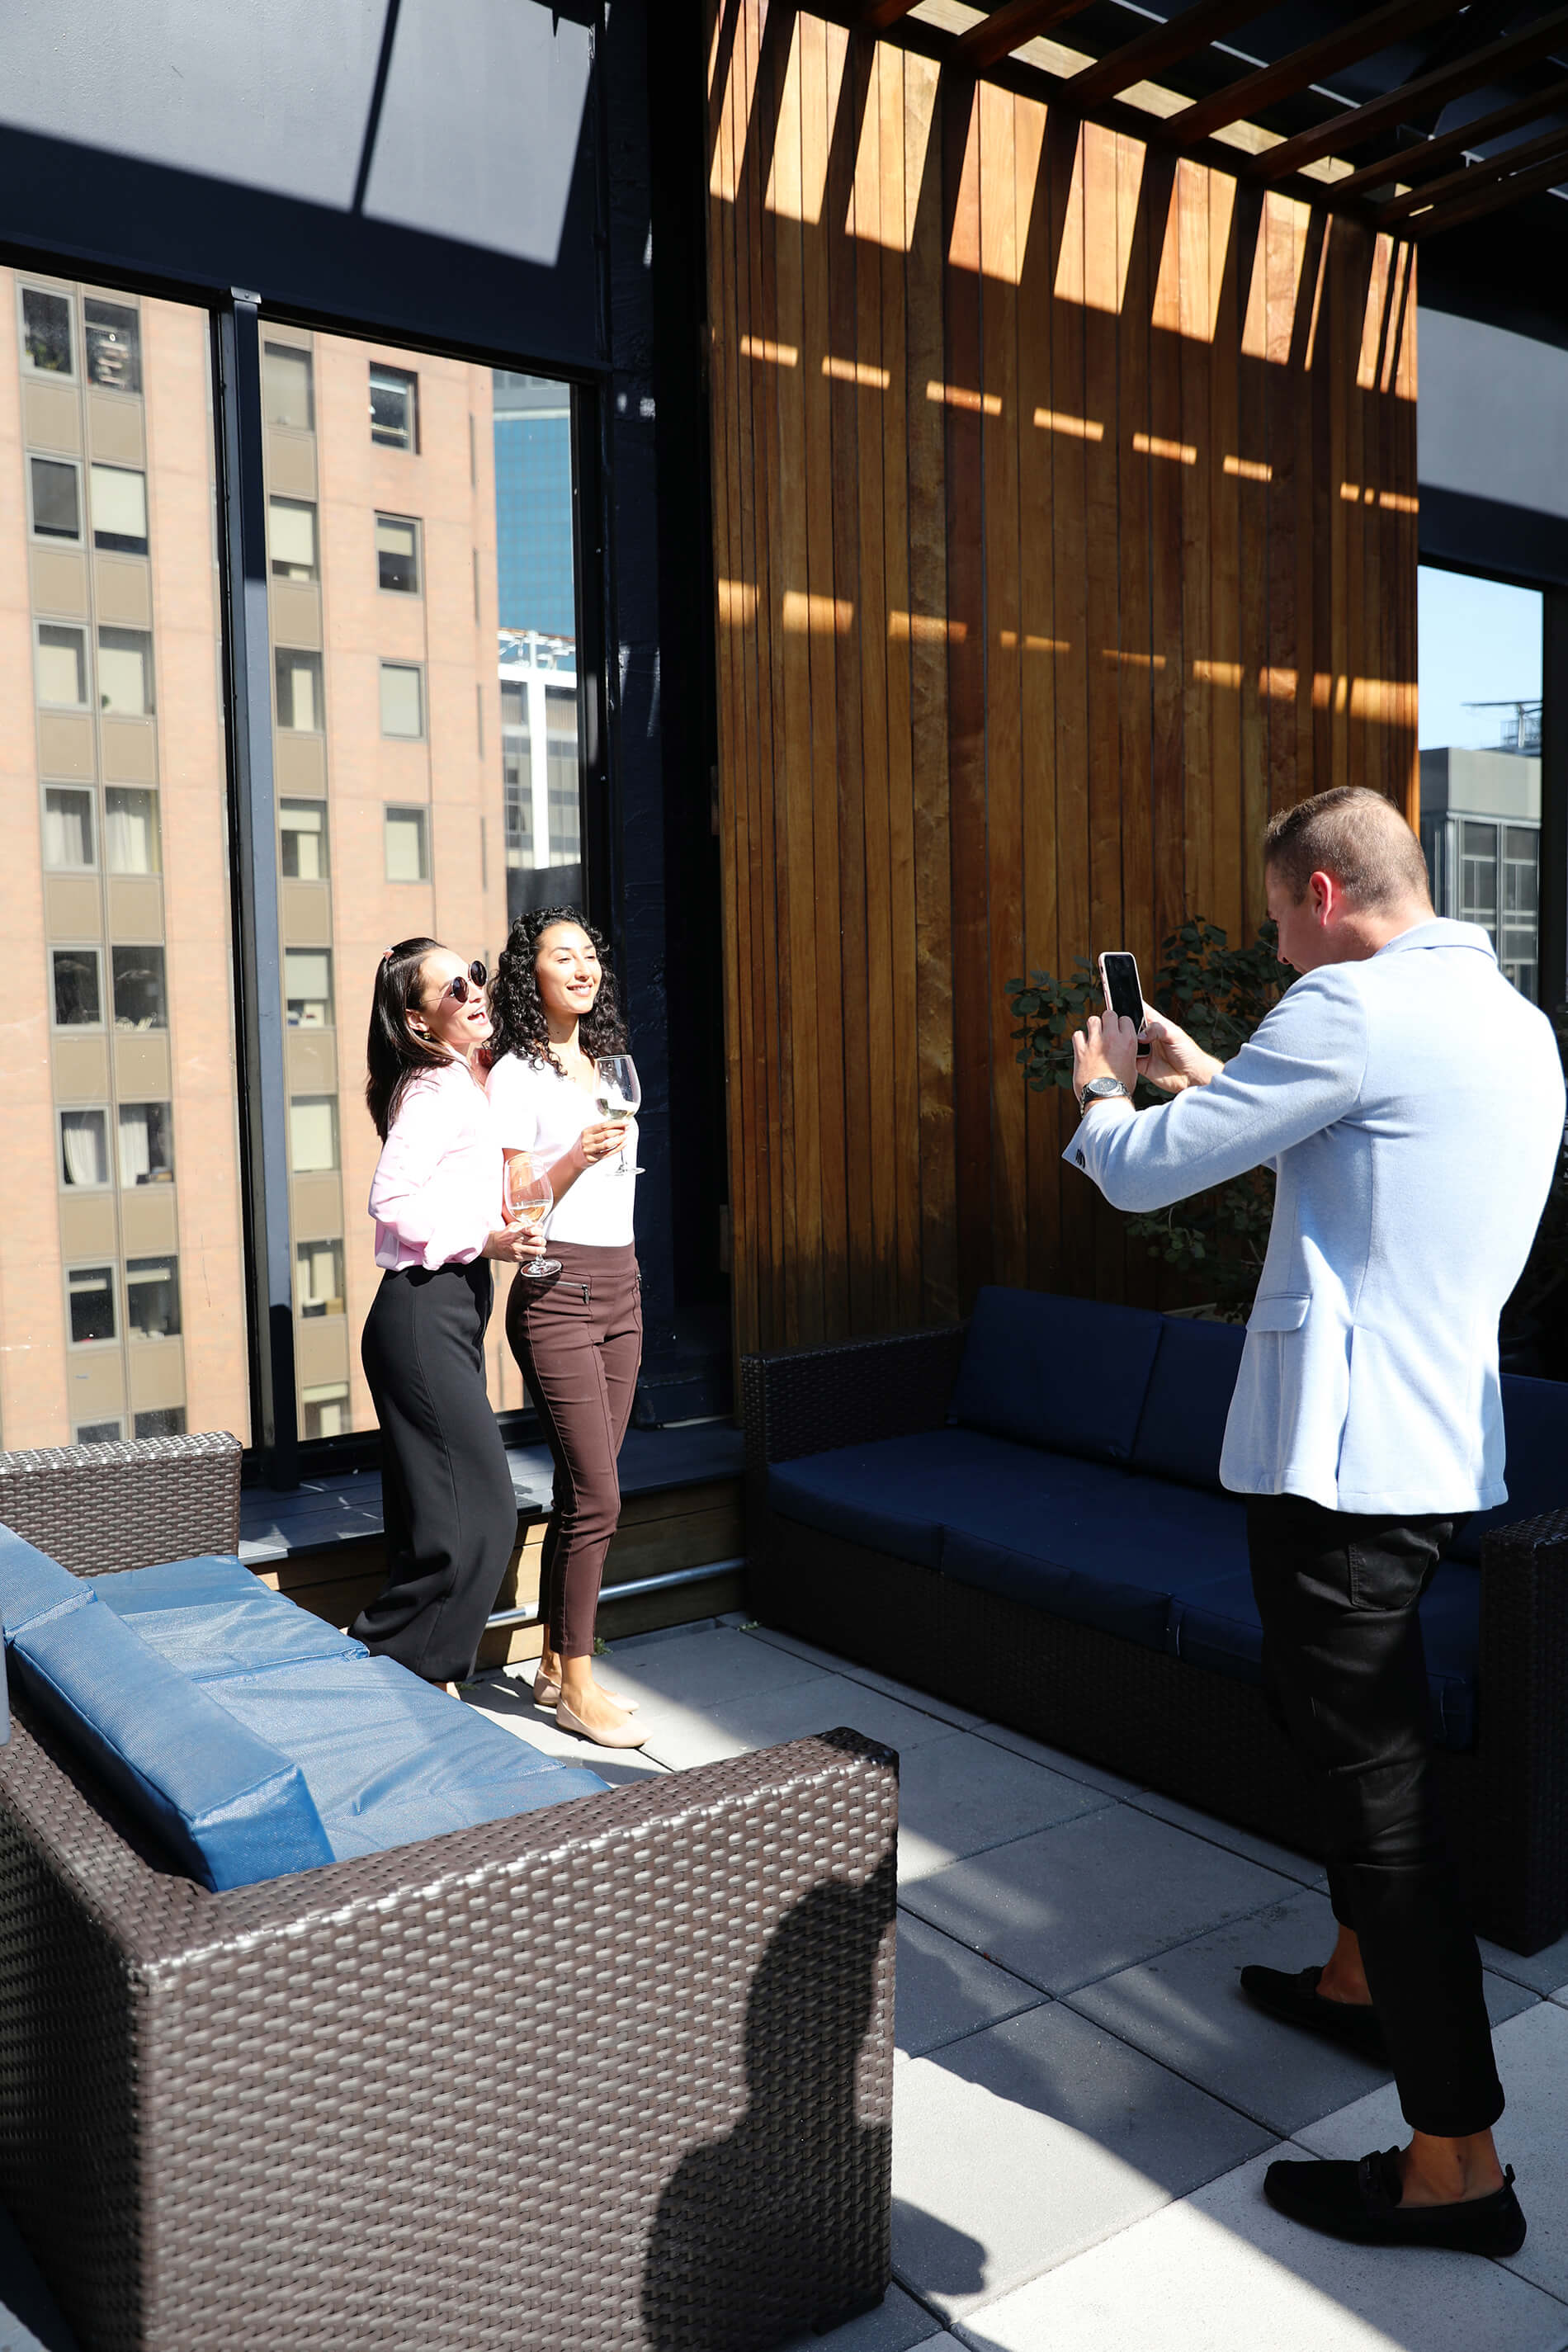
[{"xmin": 1309, "ymin": 869, "xmax": 1335, "ymax": 923}]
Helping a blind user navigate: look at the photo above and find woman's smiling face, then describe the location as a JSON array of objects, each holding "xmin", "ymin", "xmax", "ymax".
[
  {"xmin": 534, "ymin": 923, "xmax": 602, "ymax": 1025},
  {"xmin": 413, "ymin": 949, "xmax": 494, "ymax": 1056}
]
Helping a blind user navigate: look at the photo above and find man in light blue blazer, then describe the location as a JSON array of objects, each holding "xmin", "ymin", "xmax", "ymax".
[{"xmin": 1067, "ymin": 786, "xmax": 1564, "ymax": 2259}]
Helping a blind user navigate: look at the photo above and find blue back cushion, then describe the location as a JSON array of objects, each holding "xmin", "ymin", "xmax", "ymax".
[
  {"xmin": 7, "ymin": 1586, "xmax": 334, "ymax": 1889},
  {"xmin": 0, "ymin": 1525, "xmax": 82, "ymax": 1632},
  {"xmin": 1448, "ymin": 1375, "xmax": 1568, "ymax": 1564},
  {"xmin": 98, "ymin": 1554, "xmax": 367, "ymax": 1679},
  {"xmin": 1131, "ymin": 1318, "xmax": 1248, "ymax": 1494},
  {"xmin": 950, "ymin": 1288, "xmax": 1164, "ymax": 1464}
]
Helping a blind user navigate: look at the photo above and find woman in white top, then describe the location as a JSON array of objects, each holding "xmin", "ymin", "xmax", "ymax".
[
  {"xmin": 354, "ymin": 936, "xmax": 540, "ymax": 1692},
  {"xmin": 487, "ymin": 908, "xmax": 644, "ymax": 1749}
]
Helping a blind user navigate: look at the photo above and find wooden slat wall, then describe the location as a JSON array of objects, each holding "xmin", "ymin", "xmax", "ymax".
[{"xmin": 706, "ymin": 3, "xmax": 1419, "ymax": 1359}]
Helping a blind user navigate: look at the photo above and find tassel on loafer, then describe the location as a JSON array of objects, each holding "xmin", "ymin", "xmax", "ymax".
[
  {"xmin": 1239, "ymin": 1963, "xmax": 1390, "ymax": 2062},
  {"xmin": 556, "ymin": 1697, "xmax": 648, "ymax": 1750},
  {"xmin": 1264, "ymin": 2148, "xmax": 1526, "ymax": 2256}
]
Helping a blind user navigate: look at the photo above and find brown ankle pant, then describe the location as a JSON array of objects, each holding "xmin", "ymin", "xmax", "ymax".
[{"xmin": 505, "ymin": 1240, "xmax": 641, "ymax": 1659}]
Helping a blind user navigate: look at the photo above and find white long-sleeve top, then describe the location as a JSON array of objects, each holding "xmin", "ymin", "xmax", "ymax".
[
  {"xmin": 485, "ymin": 1051, "xmax": 636, "ymax": 1246},
  {"xmin": 368, "ymin": 1060, "xmax": 503, "ymax": 1272},
  {"xmin": 1064, "ymin": 920, "xmax": 1564, "ymax": 1514}
]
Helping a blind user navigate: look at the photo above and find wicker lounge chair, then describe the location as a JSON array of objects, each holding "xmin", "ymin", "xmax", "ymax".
[{"xmin": 0, "ymin": 1432, "xmax": 897, "ymax": 2352}]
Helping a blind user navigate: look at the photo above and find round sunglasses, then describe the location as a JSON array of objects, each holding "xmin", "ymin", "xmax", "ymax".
[{"xmin": 440, "ymin": 961, "xmax": 488, "ymax": 1005}]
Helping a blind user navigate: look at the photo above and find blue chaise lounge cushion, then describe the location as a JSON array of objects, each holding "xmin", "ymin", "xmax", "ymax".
[
  {"xmin": 97, "ymin": 1552, "xmax": 367, "ymax": 1679},
  {"xmin": 950, "ymin": 1288, "xmax": 1164, "ymax": 1464},
  {"xmin": 1169, "ymin": 1563, "xmax": 1481, "ymax": 1750},
  {"xmin": 1131, "ymin": 1317, "xmax": 1248, "ymax": 1494}
]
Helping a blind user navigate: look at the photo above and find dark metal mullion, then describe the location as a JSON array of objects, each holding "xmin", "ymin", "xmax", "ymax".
[
  {"xmin": 214, "ymin": 291, "xmax": 299, "ymax": 1487},
  {"xmin": 1541, "ymin": 588, "xmax": 1568, "ymax": 1022}
]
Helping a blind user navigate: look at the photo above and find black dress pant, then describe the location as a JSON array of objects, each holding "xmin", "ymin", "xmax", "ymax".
[
  {"xmin": 1246, "ymin": 1493, "xmax": 1502, "ymax": 2137},
  {"xmin": 352, "ymin": 1260, "xmax": 517, "ymax": 1686}
]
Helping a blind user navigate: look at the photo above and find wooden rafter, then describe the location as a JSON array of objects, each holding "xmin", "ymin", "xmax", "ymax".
[
  {"xmin": 1173, "ymin": 0, "xmax": 1468, "ymax": 148},
  {"xmin": 1380, "ymin": 119, "xmax": 1568, "ymax": 220},
  {"xmin": 1066, "ymin": 0, "xmax": 1276, "ymax": 107},
  {"xmin": 1253, "ymin": 5, "xmax": 1568, "ymax": 183},
  {"xmin": 1412, "ymin": 138, "xmax": 1568, "ymax": 231},
  {"xmin": 948, "ymin": 0, "xmax": 1098, "ymax": 74},
  {"xmin": 857, "ymin": 0, "xmax": 923, "ymax": 30},
  {"xmin": 1334, "ymin": 76, "xmax": 1568, "ymax": 196}
]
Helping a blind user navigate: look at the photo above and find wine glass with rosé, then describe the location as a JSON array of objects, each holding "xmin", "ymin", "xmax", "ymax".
[{"xmin": 505, "ymin": 1153, "xmax": 560, "ymax": 1278}]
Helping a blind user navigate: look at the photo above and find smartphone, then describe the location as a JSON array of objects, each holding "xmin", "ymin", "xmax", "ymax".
[{"xmin": 1098, "ymin": 952, "xmax": 1151, "ymax": 1056}]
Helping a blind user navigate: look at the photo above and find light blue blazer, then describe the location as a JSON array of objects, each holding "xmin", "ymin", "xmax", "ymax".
[{"xmin": 1065, "ymin": 921, "xmax": 1565, "ymax": 1514}]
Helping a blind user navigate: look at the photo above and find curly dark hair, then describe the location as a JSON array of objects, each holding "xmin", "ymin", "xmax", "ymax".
[{"xmin": 489, "ymin": 906, "xmax": 630, "ymax": 1077}]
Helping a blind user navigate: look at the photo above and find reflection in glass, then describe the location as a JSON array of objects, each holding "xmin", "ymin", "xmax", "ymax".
[
  {"xmin": 98, "ymin": 627, "xmax": 154, "ymax": 715},
  {"xmin": 285, "ymin": 950, "xmax": 333, "ymax": 1027},
  {"xmin": 91, "ymin": 465, "xmax": 149, "ymax": 556},
  {"xmin": 29, "ymin": 456, "xmax": 80, "ymax": 541},
  {"xmin": 269, "ymin": 498, "xmax": 318, "ymax": 579},
  {"xmin": 111, "ymin": 947, "xmax": 168, "ymax": 1030},
  {"xmin": 135, "ymin": 1406, "xmax": 186, "ymax": 1437},
  {"xmin": 43, "ymin": 786, "xmax": 94, "ymax": 869},
  {"xmin": 264, "ymin": 342, "xmax": 314, "ymax": 430},
  {"xmin": 52, "ymin": 949, "xmax": 102, "ymax": 1027},
  {"xmin": 297, "ymin": 1238, "xmax": 345, "ymax": 1317},
  {"xmin": 105, "ymin": 787, "xmax": 161, "ymax": 875},
  {"xmin": 60, "ymin": 1109, "xmax": 110, "ymax": 1188},
  {"xmin": 22, "ymin": 287, "xmax": 72, "ymax": 375},
  {"xmin": 83, "ymin": 299, "xmax": 141, "ymax": 393},
  {"xmin": 376, "ymin": 514, "xmax": 420, "ymax": 593},
  {"xmin": 68, "ymin": 1267, "xmax": 116, "ymax": 1344},
  {"xmin": 118, "ymin": 1102, "xmax": 174, "ymax": 1187},
  {"xmin": 301, "ymin": 1383, "xmax": 350, "ymax": 1438},
  {"xmin": 126, "ymin": 1255, "xmax": 181, "ymax": 1339},
  {"xmin": 290, "ymin": 1095, "xmax": 338, "ymax": 1173},
  {"xmin": 280, "ymin": 800, "xmax": 328, "ymax": 879},
  {"xmin": 385, "ymin": 806, "xmax": 429, "ymax": 881},
  {"xmin": 369, "ymin": 363, "xmax": 418, "ymax": 449},
  {"xmin": 546, "ymin": 687, "xmax": 581, "ymax": 862},
  {"xmin": 380, "ymin": 662, "xmax": 424, "ymax": 738},
  {"xmin": 77, "ymin": 1420, "xmax": 123, "ymax": 1443},
  {"xmin": 36, "ymin": 624, "xmax": 87, "ymax": 706},
  {"xmin": 276, "ymin": 649, "xmax": 324, "ymax": 730}
]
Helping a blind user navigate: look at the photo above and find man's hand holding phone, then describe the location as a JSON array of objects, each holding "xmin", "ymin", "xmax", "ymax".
[{"xmin": 1138, "ymin": 1008, "xmax": 1226, "ymax": 1094}]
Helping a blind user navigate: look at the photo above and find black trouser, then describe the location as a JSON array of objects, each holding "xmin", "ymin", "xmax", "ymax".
[
  {"xmin": 352, "ymin": 1260, "xmax": 518, "ymax": 1686},
  {"xmin": 1247, "ymin": 1494, "xmax": 1502, "ymax": 2138}
]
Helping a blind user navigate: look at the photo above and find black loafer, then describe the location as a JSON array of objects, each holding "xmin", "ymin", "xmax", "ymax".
[
  {"xmin": 1265, "ymin": 2148, "xmax": 1527, "ymax": 2256},
  {"xmin": 1239, "ymin": 1963, "xmax": 1389, "ymax": 2062}
]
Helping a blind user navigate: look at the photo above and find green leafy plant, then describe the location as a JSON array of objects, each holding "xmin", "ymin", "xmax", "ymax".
[{"xmin": 1005, "ymin": 919, "xmax": 1293, "ymax": 1320}]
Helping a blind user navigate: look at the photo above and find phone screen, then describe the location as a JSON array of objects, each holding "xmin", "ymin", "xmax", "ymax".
[{"xmin": 1099, "ymin": 952, "xmax": 1144, "ymax": 1029}]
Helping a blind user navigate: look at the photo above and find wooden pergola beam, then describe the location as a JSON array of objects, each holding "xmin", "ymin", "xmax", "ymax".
[
  {"xmin": 1381, "ymin": 118, "xmax": 1568, "ymax": 220},
  {"xmin": 1253, "ymin": 5, "xmax": 1568, "ymax": 183},
  {"xmin": 1412, "ymin": 138, "xmax": 1568, "ymax": 232},
  {"xmin": 1334, "ymin": 77, "xmax": 1568, "ymax": 196},
  {"xmin": 1174, "ymin": 0, "xmax": 1469, "ymax": 148},
  {"xmin": 857, "ymin": 0, "xmax": 923, "ymax": 30},
  {"xmin": 948, "ymin": 0, "xmax": 1098, "ymax": 74},
  {"xmin": 1066, "ymin": 0, "xmax": 1277, "ymax": 107}
]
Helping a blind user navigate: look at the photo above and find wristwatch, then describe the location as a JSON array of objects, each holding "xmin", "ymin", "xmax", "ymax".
[{"xmin": 1076, "ymin": 1075, "xmax": 1131, "ymax": 1112}]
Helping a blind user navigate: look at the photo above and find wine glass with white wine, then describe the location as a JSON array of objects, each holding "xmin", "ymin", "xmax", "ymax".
[
  {"xmin": 593, "ymin": 1055, "xmax": 644, "ymax": 1174},
  {"xmin": 505, "ymin": 1154, "xmax": 560, "ymax": 1278}
]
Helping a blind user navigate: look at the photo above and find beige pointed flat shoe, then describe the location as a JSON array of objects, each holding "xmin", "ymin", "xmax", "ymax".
[
  {"xmin": 556, "ymin": 1697, "xmax": 647, "ymax": 1750},
  {"xmin": 533, "ymin": 1674, "xmax": 637, "ymax": 1712}
]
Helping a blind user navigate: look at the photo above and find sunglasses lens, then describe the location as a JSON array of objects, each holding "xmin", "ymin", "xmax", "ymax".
[
  {"xmin": 469, "ymin": 960, "xmax": 487, "ymax": 988},
  {"xmin": 447, "ymin": 975, "xmax": 469, "ymax": 1004}
]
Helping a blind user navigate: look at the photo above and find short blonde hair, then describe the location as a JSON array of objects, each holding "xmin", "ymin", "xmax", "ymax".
[{"xmin": 1263, "ymin": 786, "xmax": 1432, "ymax": 910}]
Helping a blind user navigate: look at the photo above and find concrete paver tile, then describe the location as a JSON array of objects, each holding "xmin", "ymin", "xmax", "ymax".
[
  {"xmin": 633, "ymin": 1673, "xmax": 958, "ymax": 1772},
  {"xmin": 1478, "ymin": 1925, "xmax": 1568, "ymax": 2002},
  {"xmin": 900, "ymin": 1803, "xmax": 1296, "ymax": 1995},
  {"xmin": 460, "ymin": 1673, "xmax": 668, "ymax": 1783},
  {"xmin": 896, "ymin": 1735, "xmax": 1114, "ymax": 1884},
  {"xmin": 598, "ymin": 1622, "xmax": 826, "ymax": 1706},
  {"xmin": 775, "ymin": 2283, "xmax": 947, "ymax": 2351},
  {"xmin": 895, "ymin": 1910, "xmax": 1046, "ymax": 2060},
  {"xmin": 744, "ymin": 1629, "xmax": 987, "ymax": 1728},
  {"xmin": 962, "ymin": 1722, "xmax": 1144, "ymax": 1800},
  {"xmin": 952, "ymin": 2147, "xmax": 1568, "ymax": 2352},
  {"xmin": 1124, "ymin": 1788, "xmax": 1328, "ymax": 1889},
  {"xmin": 891, "ymin": 2003, "xmax": 1270, "ymax": 2319}
]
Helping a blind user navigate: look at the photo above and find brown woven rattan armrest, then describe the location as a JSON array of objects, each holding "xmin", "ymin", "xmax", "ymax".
[
  {"xmin": 0, "ymin": 1430, "xmax": 241, "ymax": 1575},
  {"xmin": 1477, "ymin": 1507, "xmax": 1568, "ymax": 1954},
  {"xmin": 741, "ymin": 1326, "xmax": 966, "ymax": 1487}
]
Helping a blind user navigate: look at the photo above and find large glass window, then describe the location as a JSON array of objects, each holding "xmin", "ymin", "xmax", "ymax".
[
  {"xmin": 90, "ymin": 466, "xmax": 149, "ymax": 557},
  {"xmin": 29, "ymin": 456, "xmax": 81, "ymax": 542},
  {"xmin": 1419, "ymin": 567, "xmax": 1543, "ymax": 999},
  {"xmin": 105, "ymin": 787, "xmax": 161, "ymax": 875},
  {"xmin": 111, "ymin": 947, "xmax": 168, "ymax": 1030},
  {"xmin": 52, "ymin": 948, "xmax": 102, "ymax": 1027},
  {"xmin": 83, "ymin": 299, "xmax": 141, "ymax": 393}
]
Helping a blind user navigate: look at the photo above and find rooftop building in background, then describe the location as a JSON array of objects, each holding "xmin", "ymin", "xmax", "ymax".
[
  {"xmin": 493, "ymin": 373, "xmax": 574, "ymax": 639},
  {"xmin": 1421, "ymin": 703, "xmax": 1542, "ymax": 1001}
]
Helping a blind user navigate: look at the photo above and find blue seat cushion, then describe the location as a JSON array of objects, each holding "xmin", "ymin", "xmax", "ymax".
[
  {"xmin": 200, "ymin": 1655, "xmax": 610, "ymax": 1860},
  {"xmin": 1169, "ymin": 1564, "xmax": 1481, "ymax": 1751},
  {"xmin": 1447, "ymin": 1374, "xmax": 1568, "ymax": 1564},
  {"xmin": 0, "ymin": 1525, "xmax": 83, "ymax": 1632},
  {"xmin": 939, "ymin": 1468, "xmax": 1250, "ymax": 1651},
  {"xmin": 950, "ymin": 1288, "xmax": 1164, "ymax": 1464},
  {"xmin": 7, "ymin": 1585, "xmax": 334, "ymax": 1888},
  {"xmin": 97, "ymin": 1554, "xmax": 366, "ymax": 1680},
  {"xmin": 768, "ymin": 1429, "xmax": 1089, "ymax": 1568},
  {"xmin": 1131, "ymin": 1317, "xmax": 1247, "ymax": 1495}
]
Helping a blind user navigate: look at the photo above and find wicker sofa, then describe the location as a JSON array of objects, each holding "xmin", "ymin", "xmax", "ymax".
[
  {"xmin": 0, "ymin": 1433, "xmax": 897, "ymax": 2352},
  {"xmin": 742, "ymin": 1288, "xmax": 1568, "ymax": 1958}
]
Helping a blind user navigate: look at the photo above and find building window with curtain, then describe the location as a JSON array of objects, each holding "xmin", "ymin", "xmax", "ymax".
[
  {"xmin": 285, "ymin": 951, "xmax": 333, "ymax": 1027},
  {"xmin": 42, "ymin": 788, "xmax": 94, "ymax": 870},
  {"xmin": 112, "ymin": 947, "xmax": 167, "ymax": 1029},
  {"xmin": 297, "ymin": 1238, "xmax": 345, "ymax": 1318},
  {"xmin": 59, "ymin": 1108, "xmax": 110, "ymax": 1188},
  {"xmin": 117, "ymin": 1102, "xmax": 173, "ymax": 1188},
  {"xmin": 269, "ymin": 498, "xmax": 318, "ymax": 579},
  {"xmin": 97, "ymin": 627, "xmax": 154, "ymax": 715},
  {"xmin": 280, "ymin": 800, "xmax": 328, "ymax": 879},
  {"xmin": 126, "ymin": 1256, "xmax": 181, "ymax": 1340},
  {"xmin": 90, "ymin": 466, "xmax": 149, "ymax": 557},
  {"xmin": 104, "ymin": 787, "xmax": 160, "ymax": 875},
  {"xmin": 67, "ymin": 1267, "xmax": 116, "ymax": 1345}
]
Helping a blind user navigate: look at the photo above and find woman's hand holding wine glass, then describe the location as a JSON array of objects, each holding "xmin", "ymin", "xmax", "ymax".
[
  {"xmin": 505, "ymin": 1153, "xmax": 561, "ymax": 1280},
  {"xmin": 593, "ymin": 1055, "xmax": 645, "ymax": 1175}
]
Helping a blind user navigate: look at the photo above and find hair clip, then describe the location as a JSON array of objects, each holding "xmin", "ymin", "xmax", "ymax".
[{"xmin": 382, "ymin": 947, "xmax": 394, "ymax": 961}]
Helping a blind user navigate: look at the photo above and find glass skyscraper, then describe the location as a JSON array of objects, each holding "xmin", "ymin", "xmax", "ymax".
[{"xmin": 494, "ymin": 372, "xmax": 574, "ymax": 639}]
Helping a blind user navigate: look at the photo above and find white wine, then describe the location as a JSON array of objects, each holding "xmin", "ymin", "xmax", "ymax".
[{"xmin": 596, "ymin": 1092, "xmax": 634, "ymax": 1119}]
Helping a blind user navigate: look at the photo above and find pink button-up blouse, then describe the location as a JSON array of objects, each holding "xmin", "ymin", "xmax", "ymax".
[{"xmin": 368, "ymin": 1060, "xmax": 503, "ymax": 1272}]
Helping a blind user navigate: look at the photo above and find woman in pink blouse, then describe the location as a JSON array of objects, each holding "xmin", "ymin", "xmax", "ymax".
[{"xmin": 352, "ymin": 937, "xmax": 540, "ymax": 1692}]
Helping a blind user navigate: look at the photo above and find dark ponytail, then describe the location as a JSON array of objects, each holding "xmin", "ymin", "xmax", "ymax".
[{"xmin": 366, "ymin": 937, "xmax": 448, "ymax": 1140}]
